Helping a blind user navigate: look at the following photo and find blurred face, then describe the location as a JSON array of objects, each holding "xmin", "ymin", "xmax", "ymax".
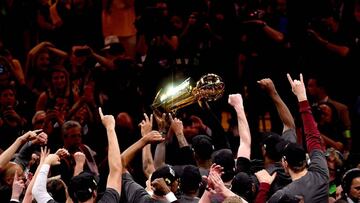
[
  {"xmin": 116, "ymin": 112, "xmax": 134, "ymax": 131},
  {"xmin": 188, "ymin": 13, "xmax": 198, "ymax": 25},
  {"xmin": 51, "ymin": 71, "xmax": 66, "ymax": 90},
  {"xmin": 33, "ymin": 112, "xmax": 46, "ymax": 130},
  {"xmin": 276, "ymin": 0, "xmax": 287, "ymax": 14},
  {"xmin": 322, "ymin": 16, "xmax": 338, "ymax": 33},
  {"xmin": 350, "ymin": 177, "xmax": 360, "ymax": 200},
  {"xmin": 355, "ymin": 6, "xmax": 360, "ymax": 22},
  {"xmin": 306, "ymin": 79, "xmax": 319, "ymax": 97},
  {"xmin": 4, "ymin": 164, "xmax": 24, "ymax": 186},
  {"xmin": 0, "ymin": 89, "xmax": 15, "ymax": 107},
  {"xmin": 171, "ymin": 16, "xmax": 183, "ymax": 30},
  {"xmin": 64, "ymin": 127, "xmax": 82, "ymax": 150},
  {"xmin": 72, "ymin": 106, "xmax": 89, "ymax": 125},
  {"xmin": 36, "ymin": 52, "xmax": 50, "ymax": 71}
]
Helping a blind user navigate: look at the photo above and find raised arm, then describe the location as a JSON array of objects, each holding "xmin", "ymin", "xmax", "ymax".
[
  {"xmin": 228, "ymin": 94, "xmax": 251, "ymax": 160},
  {"xmin": 122, "ymin": 130, "xmax": 164, "ymax": 170},
  {"xmin": 153, "ymin": 113, "xmax": 169, "ymax": 169},
  {"xmin": 140, "ymin": 114, "xmax": 156, "ymax": 178},
  {"xmin": 99, "ymin": 107, "xmax": 122, "ymax": 195},
  {"xmin": 169, "ymin": 114, "xmax": 188, "ymax": 148},
  {"xmin": 307, "ymin": 29, "xmax": 350, "ymax": 57},
  {"xmin": 0, "ymin": 130, "xmax": 39, "ymax": 172},
  {"xmin": 32, "ymin": 153, "xmax": 61, "ymax": 203},
  {"xmin": 258, "ymin": 78, "xmax": 296, "ymax": 133},
  {"xmin": 287, "ymin": 74, "xmax": 322, "ymax": 152},
  {"xmin": 243, "ymin": 20, "xmax": 285, "ymax": 43},
  {"xmin": 14, "ymin": 132, "xmax": 48, "ymax": 170},
  {"xmin": 23, "ymin": 147, "xmax": 50, "ymax": 203}
]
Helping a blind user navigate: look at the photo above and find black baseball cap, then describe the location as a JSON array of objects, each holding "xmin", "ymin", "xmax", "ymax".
[{"xmin": 68, "ymin": 171, "xmax": 99, "ymax": 202}]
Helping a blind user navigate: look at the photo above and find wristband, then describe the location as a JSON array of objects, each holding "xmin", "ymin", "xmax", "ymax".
[{"xmin": 165, "ymin": 192, "xmax": 177, "ymax": 202}]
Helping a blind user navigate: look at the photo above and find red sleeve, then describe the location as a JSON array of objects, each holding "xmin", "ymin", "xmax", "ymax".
[
  {"xmin": 299, "ymin": 101, "xmax": 323, "ymax": 152},
  {"xmin": 254, "ymin": 183, "xmax": 271, "ymax": 203}
]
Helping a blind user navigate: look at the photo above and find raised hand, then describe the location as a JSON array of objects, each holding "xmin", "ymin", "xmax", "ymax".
[
  {"xmin": 40, "ymin": 146, "xmax": 50, "ymax": 164},
  {"xmin": 153, "ymin": 112, "xmax": 169, "ymax": 134},
  {"xmin": 228, "ymin": 93, "xmax": 244, "ymax": 109},
  {"xmin": 287, "ymin": 73, "xmax": 307, "ymax": 102},
  {"xmin": 99, "ymin": 107, "xmax": 115, "ymax": 130},
  {"xmin": 31, "ymin": 132, "xmax": 48, "ymax": 145},
  {"xmin": 139, "ymin": 113, "xmax": 153, "ymax": 136},
  {"xmin": 255, "ymin": 169, "xmax": 277, "ymax": 184},
  {"xmin": 74, "ymin": 151, "xmax": 86, "ymax": 165},
  {"xmin": 11, "ymin": 170, "xmax": 25, "ymax": 200},
  {"xmin": 44, "ymin": 154, "xmax": 61, "ymax": 166},
  {"xmin": 169, "ymin": 114, "xmax": 183, "ymax": 136},
  {"xmin": 18, "ymin": 129, "xmax": 42, "ymax": 144},
  {"xmin": 143, "ymin": 131, "xmax": 165, "ymax": 144},
  {"xmin": 55, "ymin": 148, "xmax": 69, "ymax": 159},
  {"xmin": 257, "ymin": 78, "xmax": 277, "ymax": 96}
]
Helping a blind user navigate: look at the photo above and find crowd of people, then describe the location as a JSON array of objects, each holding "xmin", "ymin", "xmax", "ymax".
[{"xmin": 0, "ymin": 0, "xmax": 360, "ymax": 202}]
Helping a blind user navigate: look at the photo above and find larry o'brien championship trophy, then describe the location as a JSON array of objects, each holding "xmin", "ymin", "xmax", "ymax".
[{"xmin": 151, "ymin": 73, "xmax": 225, "ymax": 115}]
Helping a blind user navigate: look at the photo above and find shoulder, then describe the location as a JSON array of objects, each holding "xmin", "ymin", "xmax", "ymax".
[
  {"xmin": 268, "ymin": 189, "xmax": 286, "ymax": 203},
  {"xmin": 328, "ymin": 99, "xmax": 348, "ymax": 111},
  {"xmin": 97, "ymin": 188, "xmax": 120, "ymax": 203}
]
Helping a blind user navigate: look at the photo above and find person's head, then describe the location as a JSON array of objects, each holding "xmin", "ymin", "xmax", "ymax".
[
  {"xmin": 102, "ymin": 36, "xmax": 125, "ymax": 58},
  {"xmin": 188, "ymin": 12, "xmax": 200, "ymax": 26},
  {"xmin": 312, "ymin": 101, "xmax": 341, "ymax": 127},
  {"xmin": 32, "ymin": 110, "xmax": 46, "ymax": 130},
  {"xmin": 341, "ymin": 168, "xmax": 360, "ymax": 201},
  {"xmin": 68, "ymin": 171, "xmax": 99, "ymax": 202},
  {"xmin": 179, "ymin": 165, "xmax": 202, "ymax": 195},
  {"xmin": 35, "ymin": 49, "xmax": 50, "ymax": 72},
  {"xmin": 222, "ymin": 196, "xmax": 244, "ymax": 203},
  {"xmin": 0, "ymin": 162, "xmax": 24, "ymax": 186},
  {"xmin": 326, "ymin": 148, "xmax": 344, "ymax": 182},
  {"xmin": 47, "ymin": 178, "xmax": 68, "ymax": 202},
  {"xmin": 306, "ymin": 76, "xmax": 328, "ymax": 101},
  {"xmin": 191, "ymin": 134, "xmax": 214, "ymax": 161},
  {"xmin": 170, "ymin": 15, "xmax": 184, "ymax": 31},
  {"xmin": 116, "ymin": 112, "xmax": 134, "ymax": 133},
  {"xmin": 212, "ymin": 149, "xmax": 235, "ymax": 182},
  {"xmin": 354, "ymin": 0, "xmax": 360, "ymax": 23},
  {"xmin": 0, "ymin": 87, "xmax": 16, "ymax": 108},
  {"xmin": 50, "ymin": 66, "xmax": 68, "ymax": 92},
  {"xmin": 231, "ymin": 172, "xmax": 257, "ymax": 202},
  {"xmin": 151, "ymin": 165, "xmax": 179, "ymax": 196},
  {"xmin": 72, "ymin": 105, "xmax": 93, "ymax": 126},
  {"xmin": 71, "ymin": 45, "xmax": 90, "ymax": 67},
  {"xmin": 281, "ymin": 143, "xmax": 307, "ymax": 174},
  {"xmin": 261, "ymin": 132, "xmax": 283, "ymax": 162},
  {"xmin": 62, "ymin": 120, "xmax": 82, "ymax": 151}
]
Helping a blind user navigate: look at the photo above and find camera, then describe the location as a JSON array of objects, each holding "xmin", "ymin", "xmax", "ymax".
[{"xmin": 74, "ymin": 48, "xmax": 92, "ymax": 57}]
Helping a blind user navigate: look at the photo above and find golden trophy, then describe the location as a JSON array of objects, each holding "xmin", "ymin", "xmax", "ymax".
[{"xmin": 151, "ymin": 73, "xmax": 225, "ymax": 115}]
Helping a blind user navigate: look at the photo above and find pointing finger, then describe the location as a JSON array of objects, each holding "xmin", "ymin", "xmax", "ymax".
[{"xmin": 99, "ymin": 107, "xmax": 104, "ymax": 118}]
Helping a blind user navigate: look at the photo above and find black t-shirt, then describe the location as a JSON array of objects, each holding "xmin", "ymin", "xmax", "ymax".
[{"xmin": 97, "ymin": 188, "xmax": 120, "ymax": 203}]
